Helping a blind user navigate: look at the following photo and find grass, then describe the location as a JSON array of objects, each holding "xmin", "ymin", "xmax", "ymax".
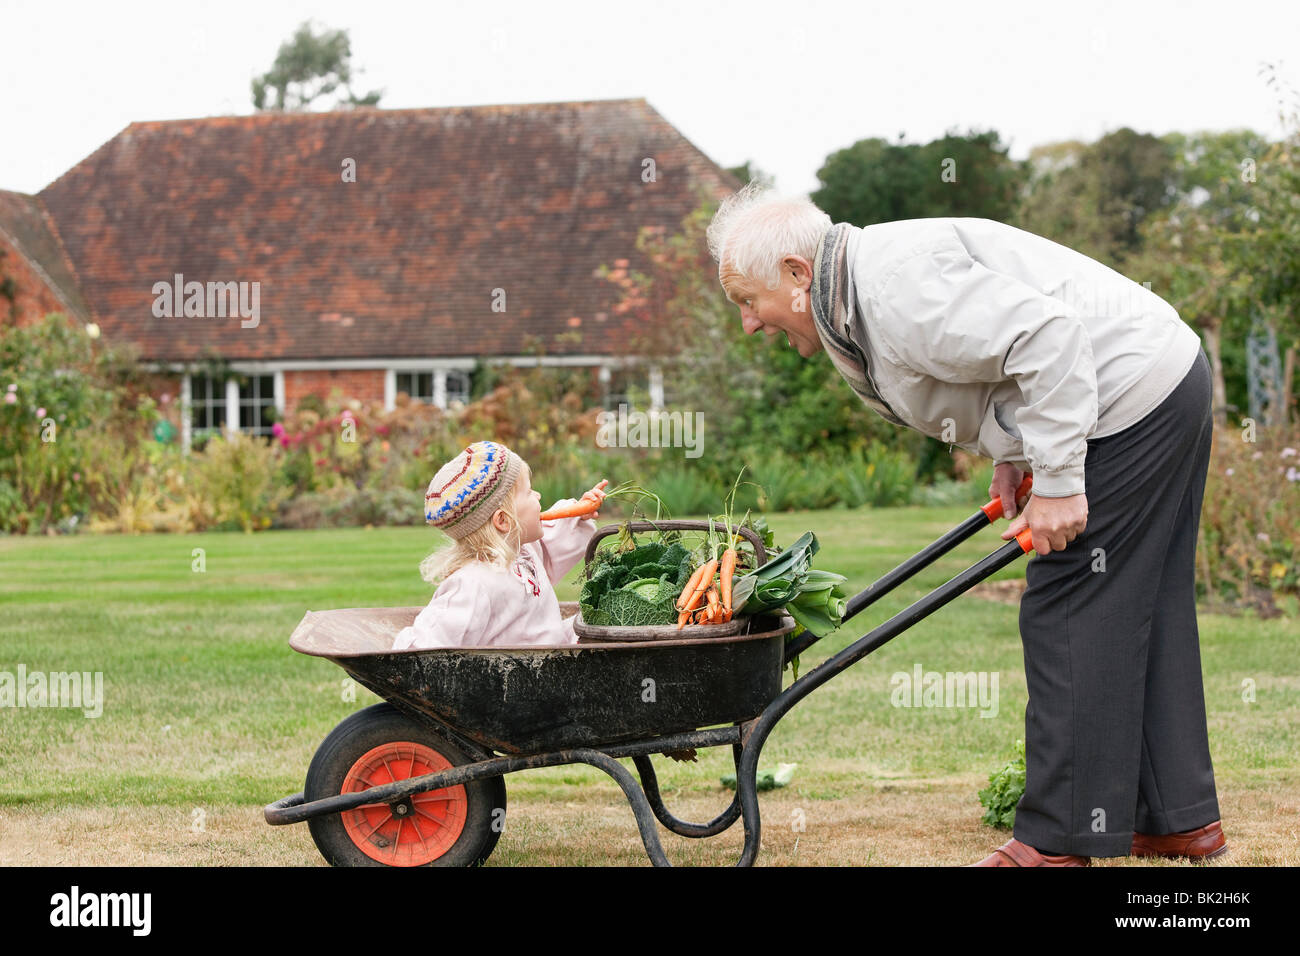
[{"xmin": 0, "ymin": 506, "xmax": 1295, "ymax": 866}]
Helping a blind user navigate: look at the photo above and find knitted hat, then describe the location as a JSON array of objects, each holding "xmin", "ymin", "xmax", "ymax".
[{"xmin": 423, "ymin": 440, "xmax": 525, "ymax": 540}]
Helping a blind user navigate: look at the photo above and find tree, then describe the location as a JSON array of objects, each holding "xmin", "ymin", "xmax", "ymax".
[
  {"xmin": 812, "ymin": 128, "xmax": 1025, "ymax": 226},
  {"xmin": 725, "ymin": 161, "xmax": 774, "ymax": 190},
  {"xmin": 1017, "ymin": 128, "xmax": 1176, "ymax": 268},
  {"xmin": 251, "ymin": 21, "xmax": 383, "ymax": 112},
  {"xmin": 1128, "ymin": 128, "xmax": 1272, "ymax": 423},
  {"xmin": 1243, "ymin": 63, "xmax": 1300, "ymax": 423}
]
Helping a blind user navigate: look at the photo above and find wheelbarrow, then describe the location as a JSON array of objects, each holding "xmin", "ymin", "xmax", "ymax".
[{"xmin": 265, "ymin": 477, "xmax": 1035, "ymax": 866}]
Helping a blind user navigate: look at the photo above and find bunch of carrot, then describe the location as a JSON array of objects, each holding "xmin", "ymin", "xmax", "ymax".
[
  {"xmin": 675, "ymin": 546, "xmax": 738, "ymax": 628},
  {"xmin": 674, "ymin": 468, "xmax": 757, "ymax": 628}
]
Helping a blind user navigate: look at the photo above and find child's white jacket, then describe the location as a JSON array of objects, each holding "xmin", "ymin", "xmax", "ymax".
[{"xmin": 391, "ymin": 501, "xmax": 595, "ymax": 650}]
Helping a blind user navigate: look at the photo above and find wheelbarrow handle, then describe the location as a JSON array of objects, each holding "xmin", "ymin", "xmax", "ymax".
[
  {"xmin": 839, "ymin": 472, "xmax": 1033, "ymax": 625},
  {"xmin": 979, "ymin": 473, "xmax": 1034, "ymax": 521},
  {"xmin": 783, "ymin": 475, "xmax": 1035, "ymax": 664}
]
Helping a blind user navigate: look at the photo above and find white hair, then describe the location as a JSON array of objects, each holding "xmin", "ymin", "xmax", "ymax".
[{"xmin": 705, "ymin": 180, "xmax": 832, "ymax": 292}]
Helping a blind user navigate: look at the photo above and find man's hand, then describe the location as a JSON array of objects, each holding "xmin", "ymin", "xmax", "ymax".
[
  {"xmin": 1001, "ymin": 492, "xmax": 1089, "ymax": 556},
  {"xmin": 989, "ymin": 462, "xmax": 1030, "ymax": 520}
]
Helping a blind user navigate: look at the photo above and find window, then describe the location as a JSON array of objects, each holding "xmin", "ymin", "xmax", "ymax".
[
  {"xmin": 236, "ymin": 374, "xmax": 276, "ymax": 437},
  {"xmin": 446, "ymin": 370, "xmax": 471, "ymax": 406},
  {"xmin": 396, "ymin": 372, "xmax": 435, "ymax": 403},
  {"xmin": 395, "ymin": 370, "xmax": 472, "ymax": 408},
  {"xmin": 189, "ymin": 375, "xmax": 227, "ymax": 448},
  {"xmin": 187, "ymin": 372, "xmax": 278, "ymax": 450},
  {"xmin": 603, "ymin": 367, "xmax": 636, "ymax": 412}
]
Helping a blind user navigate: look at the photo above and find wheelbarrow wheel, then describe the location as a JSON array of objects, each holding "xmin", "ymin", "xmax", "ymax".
[{"xmin": 305, "ymin": 703, "xmax": 504, "ymax": 867}]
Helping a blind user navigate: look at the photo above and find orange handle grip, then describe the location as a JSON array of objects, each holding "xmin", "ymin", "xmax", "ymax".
[
  {"xmin": 1015, "ymin": 527, "xmax": 1035, "ymax": 553},
  {"xmin": 981, "ymin": 473, "xmax": 1034, "ymax": 521}
]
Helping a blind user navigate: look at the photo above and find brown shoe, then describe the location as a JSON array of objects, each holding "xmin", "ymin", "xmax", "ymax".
[
  {"xmin": 967, "ymin": 837, "xmax": 1090, "ymax": 867},
  {"xmin": 1131, "ymin": 820, "xmax": 1228, "ymax": 861}
]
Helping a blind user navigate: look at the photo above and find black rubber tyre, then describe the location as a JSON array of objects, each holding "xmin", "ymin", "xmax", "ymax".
[
  {"xmin": 304, "ymin": 703, "xmax": 505, "ymax": 867},
  {"xmin": 479, "ymin": 773, "xmax": 508, "ymax": 862}
]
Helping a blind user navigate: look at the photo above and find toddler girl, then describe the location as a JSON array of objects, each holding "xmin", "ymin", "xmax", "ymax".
[{"xmin": 392, "ymin": 440, "xmax": 607, "ymax": 649}]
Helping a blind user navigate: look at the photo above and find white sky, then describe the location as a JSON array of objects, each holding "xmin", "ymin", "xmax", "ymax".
[{"xmin": 2, "ymin": 0, "xmax": 1297, "ymax": 196}]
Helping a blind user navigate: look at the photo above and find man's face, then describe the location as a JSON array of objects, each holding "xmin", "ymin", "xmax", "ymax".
[{"xmin": 720, "ymin": 254, "xmax": 823, "ymax": 357}]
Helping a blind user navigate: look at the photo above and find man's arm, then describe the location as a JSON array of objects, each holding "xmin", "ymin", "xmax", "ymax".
[{"xmin": 876, "ymin": 243, "xmax": 1098, "ymax": 498}]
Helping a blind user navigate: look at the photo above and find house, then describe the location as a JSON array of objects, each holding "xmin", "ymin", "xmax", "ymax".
[{"xmin": 0, "ymin": 98, "xmax": 741, "ymax": 449}]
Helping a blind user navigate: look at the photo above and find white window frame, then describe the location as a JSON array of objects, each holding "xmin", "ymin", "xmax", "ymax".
[
  {"xmin": 180, "ymin": 367, "xmax": 283, "ymax": 452},
  {"xmin": 385, "ymin": 361, "xmax": 476, "ymax": 411}
]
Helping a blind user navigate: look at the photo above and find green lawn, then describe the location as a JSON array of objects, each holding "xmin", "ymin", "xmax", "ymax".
[{"xmin": 1, "ymin": 507, "xmax": 1295, "ymax": 865}]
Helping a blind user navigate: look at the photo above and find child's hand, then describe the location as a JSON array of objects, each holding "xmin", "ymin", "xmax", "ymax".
[
  {"xmin": 539, "ymin": 480, "xmax": 609, "ymax": 522},
  {"xmin": 583, "ymin": 479, "xmax": 608, "ymax": 520}
]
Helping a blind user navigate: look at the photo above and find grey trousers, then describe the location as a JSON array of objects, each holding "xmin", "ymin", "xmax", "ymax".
[{"xmin": 1012, "ymin": 348, "xmax": 1220, "ymax": 857}]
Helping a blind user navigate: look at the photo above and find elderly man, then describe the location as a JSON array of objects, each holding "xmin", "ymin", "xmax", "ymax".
[{"xmin": 706, "ymin": 184, "xmax": 1226, "ymax": 866}]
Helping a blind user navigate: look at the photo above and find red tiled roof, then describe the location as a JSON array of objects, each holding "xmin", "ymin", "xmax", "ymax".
[
  {"xmin": 36, "ymin": 98, "xmax": 741, "ymax": 363},
  {"xmin": 0, "ymin": 189, "xmax": 91, "ymax": 323}
]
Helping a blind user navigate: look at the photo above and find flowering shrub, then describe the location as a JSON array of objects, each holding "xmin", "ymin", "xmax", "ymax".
[
  {"xmin": 186, "ymin": 432, "xmax": 289, "ymax": 532},
  {"xmin": 0, "ymin": 313, "xmax": 153, "ymax": 533},
  {"xmin": 1198, "ymin": 425, "xmax": 1300, "ymax": 612},
  {"xmin": 271, "ymin": 389, "xmax": 448, "ymax": 498}
]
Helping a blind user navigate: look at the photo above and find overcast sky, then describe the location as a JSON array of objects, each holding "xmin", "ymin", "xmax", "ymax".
[{"xmin": 3, "ymin": 0, "xmax": 1297, "ymax": 197}]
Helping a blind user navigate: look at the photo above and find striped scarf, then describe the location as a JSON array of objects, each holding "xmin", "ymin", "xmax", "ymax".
[{"xmin": 810, "ymin": 223, "xmax": 908, "ymax": 428}]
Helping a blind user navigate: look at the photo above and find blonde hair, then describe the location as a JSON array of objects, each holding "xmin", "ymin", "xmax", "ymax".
[
  {"xmin": 417, "ymin": 472, "xmax": 526, "ymax": 585},
  {"xmin": 705, "ymin": 180, "xmax": 832, "ymax": 295}
]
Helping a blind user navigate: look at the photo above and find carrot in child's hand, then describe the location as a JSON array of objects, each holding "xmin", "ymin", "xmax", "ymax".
[{"xmin": 539, "ymin": 479, "xmax": 609, "ymax": 520}]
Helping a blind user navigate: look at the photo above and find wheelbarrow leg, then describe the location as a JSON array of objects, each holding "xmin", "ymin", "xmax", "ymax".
[
  {"xmin": 631, "ymin": 743, "xmax": 744, "ymax": 838},
  {"xmin": 568, "ymin": 749, "xmax": 672, "ymax": 867},
  {"xmin": 734, "ymin": 723, "xmax": 768, "ymax": 867}
]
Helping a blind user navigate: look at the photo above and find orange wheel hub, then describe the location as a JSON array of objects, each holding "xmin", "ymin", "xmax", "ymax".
[{"xmin": 340, "ymin": 741, "xmax": 468, "ymax": 866}]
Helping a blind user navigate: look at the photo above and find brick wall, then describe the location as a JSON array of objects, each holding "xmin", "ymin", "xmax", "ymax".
[
  {"xmin": 284, "ymin": 369, "xmax": 386, "ymax": 409},
  {"xmin": 0, "ymin": 236, "xmax": 79, "ymax": 328}
]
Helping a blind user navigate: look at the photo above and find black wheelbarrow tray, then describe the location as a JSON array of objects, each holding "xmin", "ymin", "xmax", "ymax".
[{"xmin": 265, "ymin": 479, "xmax": 1035, "ymax": 867}]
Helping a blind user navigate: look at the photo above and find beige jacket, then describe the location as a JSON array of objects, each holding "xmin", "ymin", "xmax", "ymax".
[{"xmin": 827, "ymin": 218, "xmax": 1202, "ymax": 497}]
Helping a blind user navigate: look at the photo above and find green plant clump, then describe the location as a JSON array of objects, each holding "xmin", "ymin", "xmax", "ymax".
[
  {"xmin": 978, "ymin": 738, "xmax": 1026, "ymax": 829},
  {"xmin": 578, "ymin": 541, "xmax": 693, "ymax": 627}
]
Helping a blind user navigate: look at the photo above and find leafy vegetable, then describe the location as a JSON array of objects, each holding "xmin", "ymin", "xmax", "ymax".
[
  {"xmin": 721, "ymin": 762, "xmax": 797, "ymax": 791},
  {"xmin": 579, "ymin": 541, "xmax": 693, "ymax": 627},
  {"xmin": 726, "ymin": 531, "xmax": 847, "ymax": 678},
  {"xmin": 729, "ymin": 531, "xmax": 818, "ymax": 612},
  {"xmin": 785, "ymin": 570, "xmax": 849, "ymax": 637},
  {"xmin": 978, "ymin": 739, "xmax": 1026, "ymax": 829},
  {"xmin": 626, "ymin": 578, "xmax": 674, "ymax": 602},
  {"xmin": 730, "ymin": 532, "xmax": 847, "ymax": 639}
]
